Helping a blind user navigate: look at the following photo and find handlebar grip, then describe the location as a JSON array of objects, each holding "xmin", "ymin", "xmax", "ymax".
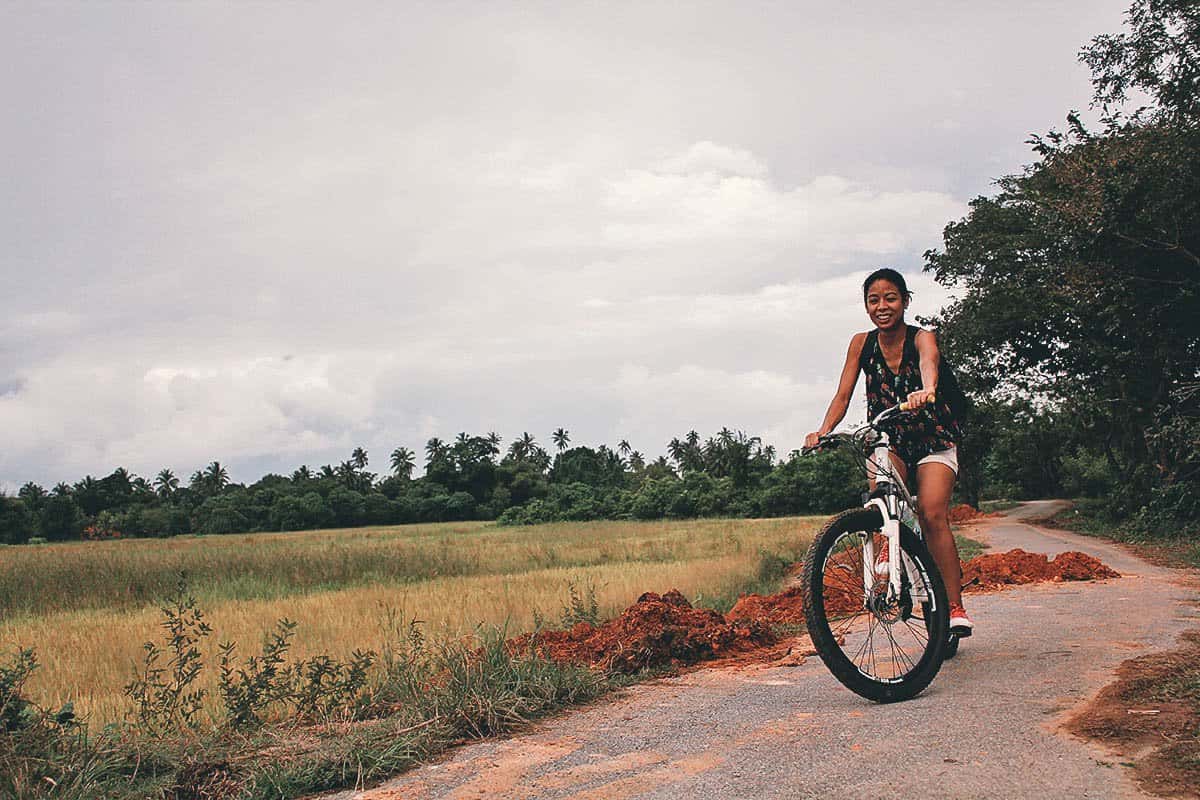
[{"xmin": 899, "ymin": 392, "xmax": 936, "ymax": 412}]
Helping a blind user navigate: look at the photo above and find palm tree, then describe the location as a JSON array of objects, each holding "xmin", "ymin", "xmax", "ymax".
[
  {"xmin": 75, "ymin": 475, "xmax": 102, "ymax": 514},
  {"xmin": 425, "ymin": 437, "xmax": 446, "ymax": 462},
  {"xmin": 390, "ymin": 447, "xmax": 415, "ymax": 479},
  {"xmin": 292, "ymin": 465, "xmax": 313, "ymax": 483},
  {"xmin": 629, "ymin": 450, "xmax": 645, "ymax": 471},
  {"xmin": 18, "ymin": 482, "xmax": 47, "ymax": 504},
  {"xmin": 618, "ymin": 439, "xmax": 632, "ymax": 457},
  {"xmin": 204, "ymin": 461, "xmax": 229, "ymax": 492},
  {"xmin": 319, "ymin": 464, "xmax": 336, "ymax": 480},
  {"xmin": 155, "ymin": 469, "xmax": 179, "ymax": 498},
  {"xmin": 520, "ymin": 432, "xmax": 537, "ymax": 453},
  {"xmin": 18, "ymin": 483, "xmax": 47, "ymax": 514},
  {"xmin": 52, "ymin": 482, "xmax": 72, "ymax": 497},
  {"xmin": 552, "ymin": 428, "xmax": 570, "ymax": 452},
  {"xmin": 336, "ymin": 461, "xmax": 358, "ymax": 487},
  {"xmin": 351, "ymin": 447, "xmax": 369, "ymax": 470}
]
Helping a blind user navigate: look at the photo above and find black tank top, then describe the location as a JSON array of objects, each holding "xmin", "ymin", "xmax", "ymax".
[{"xmin": 858, "ymin": 325, "xmax": 966, "ymax": 466}]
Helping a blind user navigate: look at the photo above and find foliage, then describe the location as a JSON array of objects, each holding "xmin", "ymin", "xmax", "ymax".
[
  {"xmin": 123, "ymin": 579, "xmax": 211, "ymax": 734},
  {"xmin": 926, "ymin": 0, "xmax": 1200, "ymax": 519},
  {"xmin": 559, "ymin": 579, "xmax": 601, "ymax": 628},
  {"xmin": 0, "ymin": 495, "xmax": 35, "ymax": 545}
]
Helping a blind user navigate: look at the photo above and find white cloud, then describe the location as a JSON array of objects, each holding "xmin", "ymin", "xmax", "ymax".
[{"xmin": 0, "ymin": 0, "xmax": 1127, "ymax": 485}]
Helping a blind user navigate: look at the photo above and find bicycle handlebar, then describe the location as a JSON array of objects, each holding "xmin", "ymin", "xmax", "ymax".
[
  {"xmin": 803, "ymin": 393, "xmax": 936, "ymax": 455},
  {"xmin": 897, "ymin": 392, "xmax": 936, "ymax": 413}
]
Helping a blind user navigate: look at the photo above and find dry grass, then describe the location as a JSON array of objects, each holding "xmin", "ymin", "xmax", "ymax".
[{"xmin": 1, "ymin": 516, "xmax": 819, "ymax": 724}]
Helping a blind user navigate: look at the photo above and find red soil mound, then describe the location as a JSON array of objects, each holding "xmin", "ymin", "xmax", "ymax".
[
  {"xmin": 727, "ymin": 586, "xmax": 806, "ymax": 626},
  {"xmin": 514, "ymin": 550, "xmax": 1118, "ymax": 673},
  {"xmin": 514, "ymin": 589, "xmax": 776, "ymax": 673},
  {"xmin": 962, "ymin": 548, "xmax": 1120, "ymax": 591},
  {"xmin": 948, "ymin": 503, "xmax": 996, "ymax": 523},
  {"xmin": 732, "ymin": 549, "xmax": 1119, "ymax": 624}
]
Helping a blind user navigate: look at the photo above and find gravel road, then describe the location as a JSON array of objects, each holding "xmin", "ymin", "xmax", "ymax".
[{"xmin": 329, "ymin": 501, "xmax": 1200, "ymax": 800}]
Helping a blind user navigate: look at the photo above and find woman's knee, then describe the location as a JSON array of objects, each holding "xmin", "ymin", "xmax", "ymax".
[{"xmin": 917, "ymin": 501, "xmax": 948, "ymax": 529}]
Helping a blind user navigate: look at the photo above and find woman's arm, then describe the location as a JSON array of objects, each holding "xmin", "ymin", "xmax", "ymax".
[
  {"xmin": 909, "ymin": 329, "xmax": 940, "ymax": 408},
  {"xmin": 805, "ymin": 333, "xmax": 867, "ymax": 447}
]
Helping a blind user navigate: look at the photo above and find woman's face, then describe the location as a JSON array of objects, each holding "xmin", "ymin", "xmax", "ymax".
[{"xmin": 864, "ymin": 279, "xmax": 907, "ymax": 331}]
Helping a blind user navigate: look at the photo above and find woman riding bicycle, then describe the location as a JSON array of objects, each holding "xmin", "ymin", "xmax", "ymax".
[{"xmin": 804, "ymin": 267, "xmax": 973, "ymax": 635}]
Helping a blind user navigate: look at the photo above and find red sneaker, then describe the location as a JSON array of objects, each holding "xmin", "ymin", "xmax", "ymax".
[{"xmin": 949, "ymin": 602, "xmax": 974, "ymax": 637}]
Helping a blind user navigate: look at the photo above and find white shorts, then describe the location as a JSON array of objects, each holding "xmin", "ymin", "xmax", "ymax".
[
  {"xmin": 917, "ymin": 446, "xmax": 959, "ymax": 475},
  {"xmin": 869, "ymin": 446, "xmax": 960, "ymax": 481}
]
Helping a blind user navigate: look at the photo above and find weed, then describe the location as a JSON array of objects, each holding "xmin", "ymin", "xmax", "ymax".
[
  {"xmin": 218, "ymin": 619, "xmax": 297, "ymax": 727},
  {"xmin": 559, "ymin": 579, "xmax": 600, "ymax": 627},
  {"xmin": 123, "ymin": 576, "xmax": 211, "ymax": 734}
]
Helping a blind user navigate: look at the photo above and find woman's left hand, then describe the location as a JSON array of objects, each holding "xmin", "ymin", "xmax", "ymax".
[{"xmin": 906, "ymin": 389, "xmax": 936, "ymax": 409}]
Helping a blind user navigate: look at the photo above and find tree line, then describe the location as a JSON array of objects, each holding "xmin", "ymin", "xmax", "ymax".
[{"xmin": 0, "ymin": 429, "xmax": 871, "ymax": 542}]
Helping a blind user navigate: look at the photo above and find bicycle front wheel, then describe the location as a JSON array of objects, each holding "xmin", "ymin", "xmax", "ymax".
[{"xmin": 803, "ymin": 507, "xmax": 949, "ymax": 702}]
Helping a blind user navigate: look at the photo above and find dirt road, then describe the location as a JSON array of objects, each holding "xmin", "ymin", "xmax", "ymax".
[{"xmin": 329, "ymin": 501, "xmax": 1199, "ymax": 800}]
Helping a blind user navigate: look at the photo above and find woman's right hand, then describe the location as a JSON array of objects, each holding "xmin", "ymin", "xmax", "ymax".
[{"xmin": 804, "ymin": 431, "xmax": 822, "ymax": 450}]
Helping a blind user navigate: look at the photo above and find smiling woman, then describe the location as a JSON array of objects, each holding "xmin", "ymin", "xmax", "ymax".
[{"xmin": 804, "ymin": 268, "xmax": 974, "ymax": 633}]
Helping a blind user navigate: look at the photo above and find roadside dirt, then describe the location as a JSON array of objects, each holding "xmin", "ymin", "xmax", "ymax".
[
  {"xmin": 949, "ymin": 503, "xmax": 1001, "ymax": 524},
  {"xmin": 511, "ymin": 590, "xmax": 777, "ymax": 674},
  {"xmin": 1066, "ymin": 629, "xmax": 1200, "ymax": 798},
  {"xmin": 511, "ymin": 548, "xmax": 1121, "ymax": 675}
]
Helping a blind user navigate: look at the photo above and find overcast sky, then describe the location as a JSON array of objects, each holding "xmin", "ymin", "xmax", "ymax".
[{"xmin": 1, "ymin": 1, "xmax": 1131, "ymax": 489}]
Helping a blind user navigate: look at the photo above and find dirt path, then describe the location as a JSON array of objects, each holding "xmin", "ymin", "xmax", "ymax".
[{"xmin": 327, "ymin": 501, "xmax": 1200, "ymax": 800}]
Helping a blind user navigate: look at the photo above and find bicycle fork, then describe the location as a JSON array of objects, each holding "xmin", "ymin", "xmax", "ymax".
[
  {"xmin": 862, "ymin": 498, "xmax": 901, "ymax": 601},
  {"xmin": 861, "ymin": 497, "xmax": 929, "ymax": 608}
]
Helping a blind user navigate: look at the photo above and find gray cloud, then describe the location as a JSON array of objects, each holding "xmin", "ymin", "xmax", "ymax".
[{"xmin": 0, "ymin": 0, "xmax": 1130, "ymax": 487}]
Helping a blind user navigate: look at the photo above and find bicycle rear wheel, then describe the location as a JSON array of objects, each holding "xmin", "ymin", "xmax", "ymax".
[{"xmin": 803, "ymin": 507, "xmax": 949, "ymax": 702}]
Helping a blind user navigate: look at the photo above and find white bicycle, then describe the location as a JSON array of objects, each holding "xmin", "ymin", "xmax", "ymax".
[{"xmin": 801, "ymin": 401, "xmax": 951, "ymax": 702}]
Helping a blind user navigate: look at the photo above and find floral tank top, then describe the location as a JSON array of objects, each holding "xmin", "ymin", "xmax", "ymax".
[{"xmin": 859, "ymin": 325, "xmax": 965, "ymax": 467}]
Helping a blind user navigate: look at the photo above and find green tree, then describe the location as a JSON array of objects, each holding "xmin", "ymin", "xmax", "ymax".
[
  {"xmin": 1082, "ymin": 0, "xmax": 1200, "ymax": 123},
  {"xmin": 552, "ymin": 428, "xmax": 570, "ymax": 452},
  {"xmin": 39, "ymin": 495, "xmax": 83, "ymax": 541},
  {"xmin": 0, "ymin": 495, "xmax": 35, "ymax": 544},
  {"xmin": 17, "ymin": 483, "xmax": 46, "ymax": 515},
  {"xmin": 389, "ymin": 447, "xmax": 415, "ymax": 479},
  {"xmin": 155, "ymin": 469, "xmax": 179, "ymax": 499}
]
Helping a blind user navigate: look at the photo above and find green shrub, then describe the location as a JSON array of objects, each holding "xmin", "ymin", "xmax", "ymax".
[{"xmin": 124, "ymin": 580, "xmax": 211, "ymax": 734}]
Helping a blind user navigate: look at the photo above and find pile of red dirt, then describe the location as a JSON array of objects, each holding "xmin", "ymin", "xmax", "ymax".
[
  {"xmin": 727, "ymin": 586, "xmax": 806, "ymax": 626},
  {"xmin": 513, "ymin": 550, "xmax": 1119, "ymax": 673},
  {"xmin": 514, "ymin": 589, "xmax": 776, "ymax": 674},
  {"xmin": 962, "ymin": 548, "xmax": 1120, "ymax": 591},
  {"xmin": 730, "ymin": 549, "xmax": 1120, "ymax": 624},
  {"xmin": 948, "ymin": 504, "xmax": 996, "ymax": 524}
]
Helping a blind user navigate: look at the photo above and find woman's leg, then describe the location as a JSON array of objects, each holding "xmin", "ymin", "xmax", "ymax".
[{"xmin": 915, "ymin": 462, "xmax": 964, "ymax": 609}]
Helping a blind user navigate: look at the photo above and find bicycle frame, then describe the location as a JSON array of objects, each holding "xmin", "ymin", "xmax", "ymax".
[{"xmin": 828, "ymin": 404, "xmax": 924, "ymax": 606}]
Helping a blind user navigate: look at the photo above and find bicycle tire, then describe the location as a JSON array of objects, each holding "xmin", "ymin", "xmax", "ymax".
[{"xmin": 803, "ymin": 507, "xmax": 949, "ymax": 702}]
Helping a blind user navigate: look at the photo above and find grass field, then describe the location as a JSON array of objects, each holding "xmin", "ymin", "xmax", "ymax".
[{"xmin": 1, "ymin": 516, "xmax": 821, "ymax": 724}]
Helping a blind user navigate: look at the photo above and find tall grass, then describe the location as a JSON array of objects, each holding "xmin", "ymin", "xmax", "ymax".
[
  {"xmin": 0, "ymin": 518, "xmax": 808, "ymax": 618},
  {"xmin": 1, "ymin": 517, "xmax": 819, "ymax": 724}
]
